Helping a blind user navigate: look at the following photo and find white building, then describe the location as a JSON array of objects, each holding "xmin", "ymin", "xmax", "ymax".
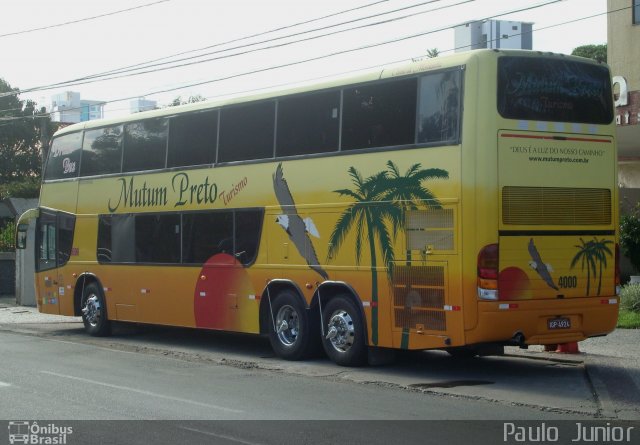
[
  {"xmin": 454, "ymin": 20, "xmax": 533, "ymax": 52},
  {"xmin": 130, "ymin": 98, "xmax": 157, "ymax": 113},
  {"xmin": 51, "ymin": 91, "xmax": 81, "ymax": 123},
  {"xmin": 50, "ymin": 91, "xmax": 105, "ymax": 123}
]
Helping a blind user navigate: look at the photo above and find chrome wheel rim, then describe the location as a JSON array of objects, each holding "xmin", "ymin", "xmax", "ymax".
[
  {"xmin": 275, "ymin": 304, "xmax": 299, "ymax": 346},
  {"xmin": 82, "ymin": 294, "xmax": 101, "ymax": 327},
  {"xmin": 326, "ymin": 309, "xmax": 355, "ymax": 353}
]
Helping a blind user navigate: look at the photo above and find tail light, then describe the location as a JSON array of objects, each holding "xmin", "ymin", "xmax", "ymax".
[{"xmin": 478, "ymin": 244, "xmax": 499, "ymax": 300}]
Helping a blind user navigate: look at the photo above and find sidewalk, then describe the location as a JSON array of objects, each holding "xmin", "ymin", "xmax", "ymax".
[{"xmin": 0, "ymin": 294, "xmax": 80, "ymax": 323}]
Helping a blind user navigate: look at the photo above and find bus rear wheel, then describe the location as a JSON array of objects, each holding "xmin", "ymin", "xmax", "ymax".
[
  {"xmin": 80, "ymin": 282, "xmax": 111, "ymax": 337},
  {"xmin": 321, "ymin": 296, "xmax": 366, "ymax": 367},
  {"xmin": 268, "ymin": 290, "xmax": 312, "ymax": 360}
]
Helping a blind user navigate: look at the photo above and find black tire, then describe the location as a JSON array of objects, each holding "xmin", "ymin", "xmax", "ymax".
[
  {"xmin": 268, "ymin": 290, "xmax": 313, "ymax": 361},
  {"xmin": 321, "ymin": 296, "xmax": 367, "ymax": 367},
  {"xmin": 80, "ymin": 282, "xmax": 111, "ymax": 337}
]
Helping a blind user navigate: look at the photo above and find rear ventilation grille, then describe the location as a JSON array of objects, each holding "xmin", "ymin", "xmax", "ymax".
[
  {"xmin": 392, "ymin": 264, "xmax": 446, "ymax": 331},
  {"xmin": 502, "ymin": 187, "xmax": 611, "ymax": 225},
  {"xmin": 406, "ymin": 209, "xmax": 454, "ymax": 251}
]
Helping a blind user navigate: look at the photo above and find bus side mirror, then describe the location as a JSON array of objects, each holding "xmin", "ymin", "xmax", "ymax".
[{"xmin": 16, "ymin": 224, "xmax": 28, "ymax": 249}]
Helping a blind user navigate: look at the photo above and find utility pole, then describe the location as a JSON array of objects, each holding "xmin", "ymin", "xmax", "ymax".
[{"xmin": 38, "ymin": 108, "xmax": 49, "ymax": 171}]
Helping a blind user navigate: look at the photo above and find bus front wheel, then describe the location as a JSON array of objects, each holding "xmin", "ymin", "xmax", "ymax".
[
  {"xmin": 80, "ymin": 282, "xmax": 111, "ymax": 337},
  {"xmin": 268, "ymin": 290, "xmax": 312, "ymax": 360},
  {"xmin": 321, "ymin": 296, "xmax": 366, "ymax": 367}
]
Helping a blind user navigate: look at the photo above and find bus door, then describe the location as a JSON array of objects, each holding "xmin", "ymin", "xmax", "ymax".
[{"xmin": 35, "ymin": 209, "xmax": 76, "ymax": 315}]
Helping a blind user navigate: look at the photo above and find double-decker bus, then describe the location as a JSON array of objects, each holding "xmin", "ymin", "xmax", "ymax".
[{"xmin": 17, "ymin": 49, "xmax": 619, "ymax": 366}]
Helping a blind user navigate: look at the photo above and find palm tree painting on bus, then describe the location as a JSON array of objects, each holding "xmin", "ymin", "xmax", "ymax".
[
  {"xmin": 327, "ymin": 161, "xmax": 448, "ymax": 346},
  {"xmin": 383, "ymin": 161, "xmax": 448, "ymax": 348},
  {"xmin": 591, "ymin": 237, "xmax": 613, "ymax": 296},
  {"xmin": 571, "ymin": 237, "xmax": 613, "ymax": 296}
]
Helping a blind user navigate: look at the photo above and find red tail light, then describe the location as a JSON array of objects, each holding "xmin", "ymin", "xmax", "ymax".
[
  {"xmin": 478, "ymin": 244, "xmax": 499, "ymax": 300},
  {"xmin": 478, "ymin": 244, "xmax": 499, "ymax": 279}
]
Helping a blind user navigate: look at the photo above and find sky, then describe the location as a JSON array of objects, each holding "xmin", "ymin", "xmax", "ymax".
[{"xmin": 0, "ymin": 0, "xmax": 610, "ymax": 118}]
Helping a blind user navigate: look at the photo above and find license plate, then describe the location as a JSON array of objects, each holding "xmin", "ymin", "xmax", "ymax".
[{"xmin": 548, "ymin": 317, "xmax": 571, "ymax": 330}]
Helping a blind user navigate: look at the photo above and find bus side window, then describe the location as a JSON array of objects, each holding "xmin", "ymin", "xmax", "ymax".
[
  {"xmin": 168, "ymin": 110, "xmax": 218, "ymax": 167},
  {"xmin": 417, "ymin": 70, "xmax": 462, "ymax": 144},
  {"xmin": 57, "ymin": 213, "xmax": 76, "ymax": 266},
  {"xmin": 182, "ymin": 212, "xmax": 233, "ymax": 264},
  {"xmin": 342, "ymin": 78, "xmax": 417, "ymax": 150},
  {"xmin": 218, "ymin": 101, "xmax": 275, "ymax": 163},
  {"xmin": 234, "ymin": 209, "xmax": 263, "ymax": 266},
  {"xmin": 37, "ymin": 212, "xmax": 57, "ymax": 272},
  {"xmin": 134, "ymin": 214, "xmax": 181, "ymax": 263},
  {"xmin": 81, "ymin": 125, "xmax": 123, "ymax": 176},
  {"xmin": 122, "ymin": 118, "xmax": 168, "ymax": 173}
]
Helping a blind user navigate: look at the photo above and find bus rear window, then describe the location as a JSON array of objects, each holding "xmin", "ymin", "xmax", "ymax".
[{"xmin": 497, "ymin": 57, "xmax": 613, "ymax": 124}]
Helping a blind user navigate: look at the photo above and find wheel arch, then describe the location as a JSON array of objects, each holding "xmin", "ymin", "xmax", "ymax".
[
  {"xmin": 73, "ymin": 273, "xmax": 105, "ymax": 317},
  {"xmin": 258, "ymin": 279, "xmax": 307, "ymax": 335},
  {"xmin": 311, "ymin": 281, "xmax": 369, "ymax": 346}
]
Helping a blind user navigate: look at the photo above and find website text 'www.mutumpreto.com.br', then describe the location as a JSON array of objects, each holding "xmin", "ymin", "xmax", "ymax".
[{"xmin": 528, "ymin": 156, "xmax": 590, "ymax": 164}]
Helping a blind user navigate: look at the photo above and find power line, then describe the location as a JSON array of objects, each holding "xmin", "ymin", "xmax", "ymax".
[
  {"xmin": 81, "ymin": 0, "xmax": 392, "ymax": 79},
  {"xmin": 5, "ymin": 0, "xmax": 450, "ymax": 97},
  {"xmin": 14, "ymin": 0, "xmax": 474, "ymax": 94},
  {"xmin": 0, "ymin": 0, "xmax": 171, "ymax": 39},
  {"xmin": 0, "ymin": 0, "xmax": 622, "ymax": 125}
]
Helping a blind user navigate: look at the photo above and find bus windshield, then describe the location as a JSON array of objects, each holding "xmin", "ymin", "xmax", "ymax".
[{"xmin": 497, "ymin": 56, "xmax": 613, "ymax": 124}]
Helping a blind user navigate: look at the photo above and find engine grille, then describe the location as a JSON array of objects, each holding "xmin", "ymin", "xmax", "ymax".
[{"xmin": 502, "ymin": 187, "xmax": 611, "ymax": 225}]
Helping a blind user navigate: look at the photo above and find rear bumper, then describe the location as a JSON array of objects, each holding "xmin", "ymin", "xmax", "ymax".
[{"xmin": 466, "ymin": 297, "xmax": 619, "ymax": 345}]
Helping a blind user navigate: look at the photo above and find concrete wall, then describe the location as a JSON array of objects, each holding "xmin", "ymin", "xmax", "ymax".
[
  {"xmin": 15, "ymin": 222, "xmax": 36, "ymax": 306},
  {"xmin": 608, "ymin": 0, "xmax": 640, "ymax": 90}
]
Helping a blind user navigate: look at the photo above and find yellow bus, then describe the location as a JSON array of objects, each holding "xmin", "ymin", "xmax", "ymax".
[{"xmin": 18, "ymin": 49, "xmax": 619, "ymax": 366}]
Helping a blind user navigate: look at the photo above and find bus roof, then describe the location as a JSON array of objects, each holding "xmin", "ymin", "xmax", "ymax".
[{"xmin": 52, "ymin": 49, "xmax": 606, "ymax": 138}]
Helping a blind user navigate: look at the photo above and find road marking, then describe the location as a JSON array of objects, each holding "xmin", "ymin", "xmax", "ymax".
[
  {"xmin": 40, "ymin": 371, "xmax": 243, "ymax": 414},
  {"xmin": 0, "ymin": 381, "xmax": 10, "ymax": 387},
  {"xmin": 179, "ymin": 427, "xmax": 263, "ymax": 445}
]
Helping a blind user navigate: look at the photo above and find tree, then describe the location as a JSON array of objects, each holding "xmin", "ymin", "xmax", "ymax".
[
  {"xmin": 571, "ymin": 44, "xmax": 607, "ymax": 63},
  {"xmin": 167, "ymin": 94, "xmax": 207, "ymax": 107},
  {"xmin": 0, "ymin": 78, "xmax": 55, "ymax": 198},
  {"xmin": 426, "ymin": 48, "xmax": 440, "ymax": 58}
]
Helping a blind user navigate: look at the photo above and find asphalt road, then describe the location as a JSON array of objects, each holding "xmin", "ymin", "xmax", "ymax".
[
  {"xmin": 0, "ymin": 302, "xmax": 638, "ymax": 444},
  {"xmin": 0, "ymin": 330, "xmax": 583, "ymax": 421}
]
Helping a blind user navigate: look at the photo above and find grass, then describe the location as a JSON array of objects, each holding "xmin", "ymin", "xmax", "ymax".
[{"xmin": 617, "ymin": 309, "xmax": 640, "ymax": 329}]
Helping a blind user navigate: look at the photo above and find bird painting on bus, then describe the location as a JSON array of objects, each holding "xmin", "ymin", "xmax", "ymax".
[
  {"xmin": 528, "ymin": 238, "xmax": 559, "ymax": 291},
  {"xmin": 273, "ymin": 163, "xmax": 329, "ymax": 280}
]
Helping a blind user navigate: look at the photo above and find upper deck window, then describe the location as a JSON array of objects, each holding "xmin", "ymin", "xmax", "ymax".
[
  {"xmin": 342, "ymin": 78, "xmax": 417, "ymax": 150},
  {"xmin": 417, "ymin": 70, "xmax": 462, "ymax": 144},
  {"xmin": 168, "ymin": 110, "xmax": 218, "ymax": 167},
  {"xmin": 44, "ymin": 132, "xmax": 82, "ymax": 180},
  {"xmin": 276, "ymin": 90, "xmax": 340, "ymax": 157},
  {"xmin": 497, "ymin": 56, "xmax": 613, "ymax": 124},
  {"xmin": 218, "ymin": 101, "xmax": 275, "ymax": 162},
  {"xmin": 122, "ymin": 118, "xmax": 168, "ymax": 172},
  {"xmin": 81, "ymin": 125, "xmax": 123, "ymax": 176}
]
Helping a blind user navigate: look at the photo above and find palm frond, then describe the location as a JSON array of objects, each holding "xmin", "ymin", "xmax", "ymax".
[{"xmin": 327, "ymin": 206, "xmax": 358, "ymax": 261}]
